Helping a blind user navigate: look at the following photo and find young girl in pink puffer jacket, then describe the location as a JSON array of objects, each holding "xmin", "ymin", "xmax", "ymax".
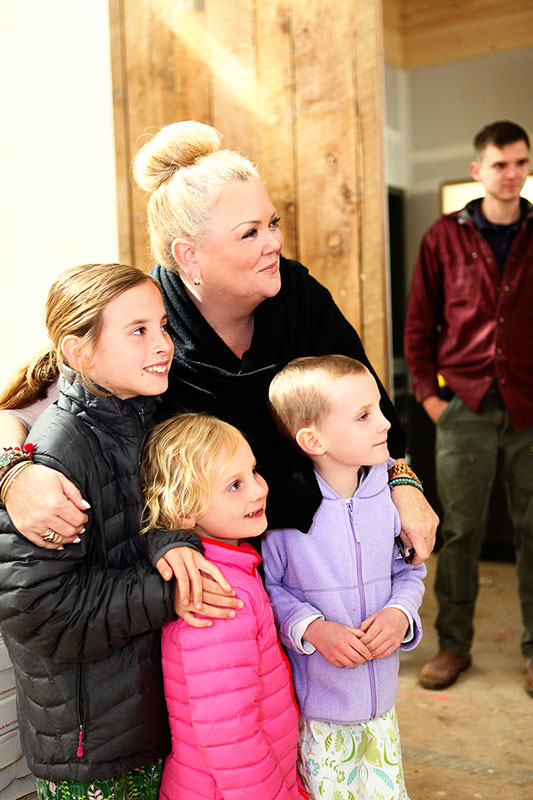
[{"xmin": 140, "ymin": 413, "xmax": 308, "ymax": 800}]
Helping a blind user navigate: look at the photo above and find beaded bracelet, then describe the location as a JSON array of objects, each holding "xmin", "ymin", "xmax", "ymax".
[
  {"xmin": 389, "ymin": 477, "xmax": 424, "ymax": 492},
  {"xmin": 0, "ymin": 445, "xmax": 35, "ymax": 502}
]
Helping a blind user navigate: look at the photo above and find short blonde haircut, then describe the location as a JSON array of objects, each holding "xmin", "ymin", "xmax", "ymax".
[
  {"xmin": 140, "ymin": 413, "xmax": 244, "ymax": 533},
  {"xmin": 132, "ymin": 120, "xmax": 260, "ymax": 272},
  {"xmin": 268, "ymin": 355, "xmax": 369, "ymax": 444}
]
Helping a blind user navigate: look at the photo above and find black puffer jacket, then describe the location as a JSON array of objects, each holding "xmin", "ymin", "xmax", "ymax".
[{"xmin": 0, "ymin": 370, "xmax": 200, "ymax": 781}]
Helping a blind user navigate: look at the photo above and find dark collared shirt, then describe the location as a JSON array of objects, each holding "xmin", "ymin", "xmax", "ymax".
[
  {"xmin": 404, "ymin": 200, "xmax": 533, "ymax": 432},
  {"xmin": 472, "ymin": 197, "xmax": 528, "ymax": 274}
]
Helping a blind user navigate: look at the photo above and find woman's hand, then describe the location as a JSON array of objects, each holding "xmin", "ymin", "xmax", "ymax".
[
  {"xmin": 5, "ymin": 464, "xmax": 89, "ymax": 548},
  {"xmin": 359, "ymin": 608, "xmax": 409, "ymax": 659},
  {"xmin": 158, "ymin": 548, "xmax": 243, "ymax": 628},
  {"xmin": 302, "ymin": 618, "xmax": 373, "ymax": 668},
  {"xmin": 390, "ymin": 480, "xmax": 438, "ymax": 566}
]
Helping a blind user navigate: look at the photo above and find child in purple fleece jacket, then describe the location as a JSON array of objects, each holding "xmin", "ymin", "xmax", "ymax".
[{"xmin": 263, "ymin": 355, "xmax": 426, "ymax": 800}]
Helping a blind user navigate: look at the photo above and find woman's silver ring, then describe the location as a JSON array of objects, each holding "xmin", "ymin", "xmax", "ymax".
[{"xmin": 41, "ymin": 528, "xmax": 60, "ymax": 543}]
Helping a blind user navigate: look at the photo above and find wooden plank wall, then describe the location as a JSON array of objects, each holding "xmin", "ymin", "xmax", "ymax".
[
  {"xmin": 109, "ymin": 0, "xmax": 390, "ymax": 386},
  {"xmin": 384, "ymin": 0, "xmax": 533, "ymax": 69}
]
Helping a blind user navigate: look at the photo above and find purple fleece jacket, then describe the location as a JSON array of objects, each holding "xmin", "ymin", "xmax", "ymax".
[{"xmin": 262, "ymin": 463, "xmax": 426, "ymax": 725}]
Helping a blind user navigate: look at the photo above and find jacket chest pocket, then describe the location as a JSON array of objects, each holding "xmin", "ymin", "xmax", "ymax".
[{"xmin": 443, "ymin": 252, "xmax": 480, "ymax": 299}]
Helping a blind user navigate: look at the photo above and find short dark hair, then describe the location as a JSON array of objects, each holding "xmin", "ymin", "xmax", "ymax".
[{"xmin": 474, "ymin": 121, "xmax": 530, "ymax": 156}]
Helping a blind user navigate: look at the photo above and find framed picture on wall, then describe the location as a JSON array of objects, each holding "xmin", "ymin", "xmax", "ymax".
[{"xmin": 441, "ymin": 175, "xmax": 533, "ymax": 214}]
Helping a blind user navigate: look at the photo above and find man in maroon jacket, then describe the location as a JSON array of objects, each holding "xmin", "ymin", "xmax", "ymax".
[{"xmin": 404, "ymin": 121, "xmax": 533, "ymax": 695}]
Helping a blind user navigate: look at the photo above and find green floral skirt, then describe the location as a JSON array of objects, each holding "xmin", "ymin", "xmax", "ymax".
[
  {"xmin": 36, "ymin": 759, "xmax": 162, "ymax": 800},
  {"xmin": 298, "ymin": 708, "xmax": 410, "ymax": 800}
]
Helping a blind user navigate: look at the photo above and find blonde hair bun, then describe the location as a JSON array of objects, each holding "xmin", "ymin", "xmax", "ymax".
[{"xmin": 133, "ymin": 121, "xmax": 222, "ymax": 193}]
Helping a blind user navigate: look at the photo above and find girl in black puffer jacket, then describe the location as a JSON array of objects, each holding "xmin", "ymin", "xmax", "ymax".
[{"xmin": 0, "ymin": 264, "xmax": 205, "ymax": 800}]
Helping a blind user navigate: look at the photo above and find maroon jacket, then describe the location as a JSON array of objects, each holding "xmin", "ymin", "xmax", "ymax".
[{"xmin": 404, "ymin": 201, "xmax": 533, "ymax": 432}]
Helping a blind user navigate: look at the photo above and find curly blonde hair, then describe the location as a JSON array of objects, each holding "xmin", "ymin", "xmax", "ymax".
[
  {"xmin": 140, "ymin": 413, "xmax": 244, "ymax": 534},
  {"xmin": 132, "ymin": 120, "xmax": 260, "ymax": 272}
]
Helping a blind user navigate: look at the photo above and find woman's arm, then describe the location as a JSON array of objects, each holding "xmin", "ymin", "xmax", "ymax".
[
  {"xmin": 0, "ymin": 396, "xmax": 88, "ymax": 546},
  {"xmin": 0, "ymin": 414, "xmax": 28, "ymax": 447},
  {"xmin": 3, "ymin": 463, "xmax": 89, "ymax": 547},
  {"xmin": 389, "ymin": 463, "xmax": 438, "ymax": 565}
]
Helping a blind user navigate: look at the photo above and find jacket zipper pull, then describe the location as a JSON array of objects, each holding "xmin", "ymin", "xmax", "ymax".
[
  {"xmin": 77, "ymin": 725, "xmax": 84, "ymax": 758},
  {"xmin": 139, "ymin": 406, "xmax": 145, "ymax": 426}
]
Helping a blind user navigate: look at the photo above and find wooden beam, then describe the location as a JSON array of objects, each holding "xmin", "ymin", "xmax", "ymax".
[
  {"xmin": 291, "ymin": 0, "xmax": 363, "ymax": 335},
  {"xmin": 255, "ymin": 1, "xmax": 298, "ymax": 259},
  {"xmin": 384, "ymin": 0, "xmax": 533, "ymax": 69},
  {"xmin": 353, "ymin": 0, "xmax": 389, "ymax": 384},
  {"xmin": 109, "ymin": 0, "xmax": 134, "ymax": 266}
]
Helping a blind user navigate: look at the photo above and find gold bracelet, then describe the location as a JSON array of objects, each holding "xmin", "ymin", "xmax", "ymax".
[
  {"xmin": 388, "ymin": 462, "xmax": 423, "ymax": 486},
  {"xmin": 0, "ymin": 461, "xmax": 34, "ymax": 505}
]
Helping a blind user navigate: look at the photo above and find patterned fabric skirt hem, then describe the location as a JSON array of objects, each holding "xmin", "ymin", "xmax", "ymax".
[
  {"xmin": 298, "ymin": 707, "xmax": 410, "ymax": 800},
  {"xmin": 36, "ymin": 759, "xmax": 163, "ymax": 800}
]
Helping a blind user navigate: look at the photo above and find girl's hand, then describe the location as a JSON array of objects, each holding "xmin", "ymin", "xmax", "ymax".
[
  {"xmin": 359, "ymin": 608, "xmax": 409, "ymax": 658},
  {"xmin": 5, "ymin": 464, "xmax": 89, "ymax": 548},
  {"xmin": 303, "ymin": 618, "xmax": 373, "ymax": 668}
]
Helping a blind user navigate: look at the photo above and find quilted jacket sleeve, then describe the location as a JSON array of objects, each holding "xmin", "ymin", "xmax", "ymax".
[
  {"xmin": 0, "ymin": 514, "xmax": 176, "ymax": 663},
  {"xmin": 143, "ymin": 527, "xmax": 204, "ymax": 567},
  {"xmin": 163, "ymin": 588, "xmax": 302, "ymax": 799}
]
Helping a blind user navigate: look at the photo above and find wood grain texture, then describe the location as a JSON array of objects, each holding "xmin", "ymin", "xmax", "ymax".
[
  {"xmin": 255, "ymin": 1, "xmax": 297, "ymax": 259},
  {"xmin": 108, "ymin": 0, "xmax": 134, "ymax": 267},
  {"xmin": 353, "ymin": 0, "xmax": 389, "ymax": 381},
  {"xmin": 110, "ymin": 0, "xmax": 390, "ymax": 386},
  {"xmin": 384, "ymin": 0, "xmax": 533, "ymax": 68},
  {"xmin": 291, "ymin": 0, "xmax": 362, "ymax": 333}
]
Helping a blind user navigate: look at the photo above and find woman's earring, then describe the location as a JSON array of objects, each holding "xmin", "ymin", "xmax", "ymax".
[{"xmin": 193, "ymin": 277, "xmax": 200, "ymax": 286}]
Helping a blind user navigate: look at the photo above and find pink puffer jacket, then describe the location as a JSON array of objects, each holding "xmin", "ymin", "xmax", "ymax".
[{"xmin": 160, "ymin": 539, "xmax": 308, "ymax": 800}]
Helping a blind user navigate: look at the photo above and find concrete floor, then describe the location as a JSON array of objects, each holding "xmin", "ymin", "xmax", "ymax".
[{"xmin": 397, "ymin": 555, "xmax": 533, "ymax": 800}]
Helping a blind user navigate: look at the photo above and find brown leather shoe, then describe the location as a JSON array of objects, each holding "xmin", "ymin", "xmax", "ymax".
[
  {"xmin": 420, "ymin": 650, "xmax": 471, "ymax": 690},
  {"xmin": 525, "ymin": 659, "xmax": 533, "ymax": 697}
]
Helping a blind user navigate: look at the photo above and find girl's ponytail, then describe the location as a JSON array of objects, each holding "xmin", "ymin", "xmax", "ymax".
[
  {"xmin": 1, "ymin": 263, "xmax": 158, "ymax": 409},
  {"xmin": 0, "ymin": 346, "xmax": 59, "ymax": 410}
]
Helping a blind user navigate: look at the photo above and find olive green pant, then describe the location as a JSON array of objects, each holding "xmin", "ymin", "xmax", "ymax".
[{"xmin": 434, "ymin": 394, "xmax": 533, "ymax": 657}]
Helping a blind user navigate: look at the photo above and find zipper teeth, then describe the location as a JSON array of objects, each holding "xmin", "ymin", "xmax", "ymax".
[{"xmin": 347, "ymin": 499, "xmax": 377, "ymax": 718}]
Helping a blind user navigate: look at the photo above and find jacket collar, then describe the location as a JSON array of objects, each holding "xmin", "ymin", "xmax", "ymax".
[
  {"xmin": 314, "ymin": 462, "xmax": 389, "ymax": 503},
  {"xmin": 200, "ymin": 537, "xmax": 262, "ymax": 574},
  {"xmin": 457, "ymin": 197, "xmax": 533, "ymax": 226},
  {"xmin": 57, "ymin": 366, "xmax": 156, "ymax": 440}
]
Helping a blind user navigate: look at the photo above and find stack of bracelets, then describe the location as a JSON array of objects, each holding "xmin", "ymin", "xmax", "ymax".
[
  {"xmin": 0, "ymin": 444, "xmax": 34, "ymax": 505},
  {"xmin": 388, "ymin": 462, "xmax": 424, "ymax": 493}
]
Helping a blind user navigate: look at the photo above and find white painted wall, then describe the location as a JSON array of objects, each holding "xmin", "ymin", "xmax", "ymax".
[{"xmin": 0, "ymin": 0, "xmax": 118, "ymax": 389}]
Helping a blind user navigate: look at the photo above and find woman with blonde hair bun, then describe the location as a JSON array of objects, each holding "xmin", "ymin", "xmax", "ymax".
[{"xmin": 1, "ymin": 120, "xmax": 437, "ymax": 588}]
